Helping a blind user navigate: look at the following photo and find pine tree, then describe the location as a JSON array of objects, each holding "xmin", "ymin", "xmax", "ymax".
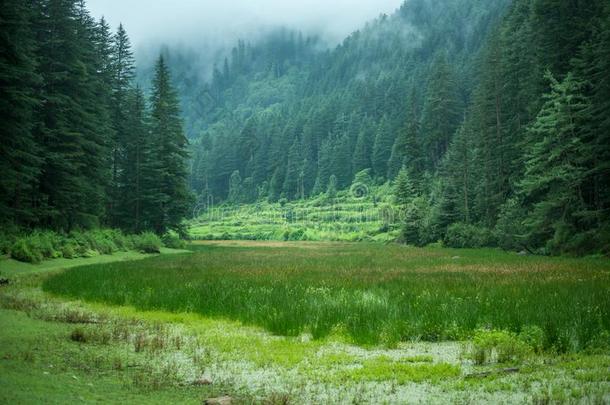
[
  {"xmin": 520, "ymin": 71, "xmax": 591, "ymax": 252},
  {"xmin": 0, "ymin": 0, "xmax": 42, "ymax": 225},
  {"xmin": 149, "ymin": 54, "xmax": 192, "ymax": 234},
  {"xmin": 117, "ymin": 87, "xmax": 152, "ymax": 232},
  {"xmin": 371, "ymin": 116, "xmax": 394, "ymax": 179},
  {"xmin": 108, "ymin": 23, "xmax": 135, "ymax": 226},
  {"xmin": 283, "ymin": 138, "xmax": 301, "ymax": 199},
  {"xmin": 394, "ymin": 167, "xmax": 416, "ymax": 207},
  {"xmin": 420, "ymin": 54, "xmax": 462, "ymax": 168},
  {"xmin": 34, "ymin": 0, "xmax": 110, "ymax": 229},
  {"xmin": 352, "ymin": 121, "xmax": 373, "ymax": 173}
]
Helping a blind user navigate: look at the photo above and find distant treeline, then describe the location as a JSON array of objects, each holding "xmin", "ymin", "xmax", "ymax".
[
  {"xmin": 1, "ymin": 0, "xmax": 192, "ymax": 235},
  {"xmin": 182, "ymin": 0, "xmax": 609, "ymax": 254}
]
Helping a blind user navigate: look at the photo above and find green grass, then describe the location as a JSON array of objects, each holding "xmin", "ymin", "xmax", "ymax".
[
  {"xmin": 43, "ymin": 242, "xmax": 610, "ymax": 349},
  {"xmin": 0, "ymin": 248, "xmax": 188, "ymax": 278},
  {"xmin": 190, "ymin": 187, "xmax": 401, "ymax": 242},
  {"xmin": 0, "ymin": 309, "xmax": 221, "ymax": 404}
]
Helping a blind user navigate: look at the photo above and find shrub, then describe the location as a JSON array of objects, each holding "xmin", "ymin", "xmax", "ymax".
[
  {"xmin": 10, "ymin": 239, "xmax": 43, "ymax": 264},
  {"xmin": 85, "ymin": 230, "xmax": 117, "ymax": 255},
  {"xmin": 106, "ymin": 229, "xmax": 131, "ymax": 251},
  {"xmin": 288, "ymin": 228, "xmax": 306, "ymax": 241},
  {"xmin": 60, "ymin": 243, "xmax": 77, "ymax": 259},
  {"xmin": 29, "ymin": 231, "xmax": 60, "ymax": 259},
  {"xmin": 162, "ymin": 233, "xmax": 186, "ymax": 249},
  {"xmin": 519, "ymin": 325, "xmax": 545, "ymax": 354},
  {"xmin": 468, "ymin": 329, "xmax": 532, "ymax": 365},
  {"xmin": 444, "ymin": 223, "xmax": 495, "ymax": 248},
  {"xmin": 132, "ymin": 232, "xmax": 162, "ymax": 253},
  {"xmin": 0, "ymin": 233, "xmax": 14, "ymax": 256},
  {"xmin": 70, "ymin": 327, "xmax": 88, "ymax": 343}
]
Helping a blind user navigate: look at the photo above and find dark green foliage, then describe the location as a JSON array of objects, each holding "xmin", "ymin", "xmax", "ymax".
[
  {"xmin": 0, "ymin": 1, "xmax": 191, "ymax": 236},
  {"xmin": 0, "ymin": 0, "xmax": 42, "ymax": 226},
  {"xmin": 161, "ymin": 233, "xmax": 187, "ymax": 249},
  {"xmin": 443, "ymin": 223, "xmax": 495, "ymax": 248},
  {"xmin": 148, "ymin": 55, "xmax": 193, "ymax": 235},
  {"xmin": 401, "ymin": 197, "xmax": 433, "ymax": 247},
  {"xmin": 372, "ymin": 116, "xmax": 395, "ymax": 179},
  {"xmin": 519, "ymin": 72, "xmax": 592, "ymax": 254},
  {"xmin": 5, "ymin": 229, "xmax": 165, "ymax": 263},
  {"xmin": 10, "ymin": 239, "xmax": 43, "ymax": 264},
  {"xmin": 2, "ymin": 0, "xmax": 609, "ymax": 255},
  {"xmin": 393, "ymin": 167, "xmax": 416, "ymax": 207},
  {"xmin": 186, "ymin": 0, "xmax": 509, "ymax": 203},
  {"xmin": 420, "ymin": 54, "xmax": 462, "ymax": 169}
]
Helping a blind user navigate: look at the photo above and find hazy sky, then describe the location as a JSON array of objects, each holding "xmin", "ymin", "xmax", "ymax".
[{"xmin": 87, "ymin": 0, "xmax": 404, "ymax": 48}]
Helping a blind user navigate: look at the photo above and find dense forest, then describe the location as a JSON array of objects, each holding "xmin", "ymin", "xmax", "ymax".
[
  {"xmin": 0, "ymin": 0, "xmax": 191, "ymax": 235},
  {"xmin": 177, "ymin": 0, "xmax": 609, "ymax": 255},
  {"xmin": 1, "ymin": 0, "xmax": 609, "ymax": 255}
]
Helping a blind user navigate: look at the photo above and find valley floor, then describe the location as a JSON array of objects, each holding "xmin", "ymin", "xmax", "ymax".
[{"xmin": 1, "ymin": 242, "xmax": 609, "ymax": 404}]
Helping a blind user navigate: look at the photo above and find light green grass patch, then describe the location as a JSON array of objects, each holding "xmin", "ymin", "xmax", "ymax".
[{"xmin": 341, "ymin": 355, "xmax": 461, "ymax": 384}]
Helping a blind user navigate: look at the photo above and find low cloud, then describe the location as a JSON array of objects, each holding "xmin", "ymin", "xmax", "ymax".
[{"xmin": 87, "ymin": 0, "xmax": 404, "ymax": 49}]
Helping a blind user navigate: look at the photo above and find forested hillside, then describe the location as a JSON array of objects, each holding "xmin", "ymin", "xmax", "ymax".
[
  {"xmin": 1, "ymin": 0, "xmax": 609, "ymax": 255},
  {"xmin": 179, "ymin": 0, "xmax": 609, "ymax": 254},
  {"xmin": 0, "ymin": 0, "xmax": 192, "ymax": 234}
]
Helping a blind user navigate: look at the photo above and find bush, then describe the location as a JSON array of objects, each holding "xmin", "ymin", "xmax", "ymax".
[
  {"xmin": 85, "ymin": 230, "xmax": 117, "ymax": 255},
  {"xmin": 444, "ymin": 223, "xmax": 495, "ymax": 248},
  {"xmin": 519, "ymin": 325, "xmax": 545, "ymax": 354},
  {"xmin": 60, "ymin": 243, "xmax": 77, "ymax": 259},
  {"xmin": 132, "ymin": 232, "xmax": 162, "ymax": 253},
  {"xmin": 468, "ymin": 329, "xmax": 532, "ymax": 365},
  {"xmin": 106, "ymin": 229, "xmax": 131, "ymax": 251},
  {"xmin": 29, "ymin": 231, "xmax": 60, "ymax": 259},
  {"xmin": 162, "ymin": 233, "xmax": 186, "ymax": 249},
  {"xmin": 288, "ymin": 228, "xmax": 306, "ymax": 241},
  {"xmin": 10, "ymin": 239, "xmax": 43, "ymax": 264}
]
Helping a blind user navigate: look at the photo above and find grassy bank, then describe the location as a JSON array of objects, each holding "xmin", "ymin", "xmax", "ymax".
[
  {"xmin": 44, "ymin": 242, "xmax": 610, "ymax": 349},
  {"xmin": 0, "ymin": 229, "xmax": 172, "ymax": 265}
]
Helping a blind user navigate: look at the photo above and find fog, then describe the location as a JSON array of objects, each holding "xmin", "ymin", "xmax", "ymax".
[{"xmin": 87, "ymin": 0, "xmax": 404, "ymax": 50}]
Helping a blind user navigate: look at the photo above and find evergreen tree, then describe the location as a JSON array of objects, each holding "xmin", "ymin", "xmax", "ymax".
[
  {"xmin": 394, "ymin": 167, "xmax": 416, "ymax": 207},
  {"xmin": 420, "ymin": 54, "xmax": 462, "ymax": 168},
  {"xmin": 117, "ymin": 87, "xmax": 152, "ymax": 232},
  {"xmin": 520, "ymin": 72, "xmax": 591, "ymax": 252},
  {"xmin": 352, "ymin": 121, "xmax": 373, "ymax": 173},
  {"xmin": 371, "ymin": 116, "xmax": 394, "ymax": 179},
  {"xmin": 108, "ymin": 23, "xmax": 135, "ymax": 226},
  {"xmin": 35, "ymin": 0, "xmax": 110, "ymax": 229},
  {"xmin": 149, "ymin": 54, "xmax": 192, "ymax": 234},
  {"xmin": 283, "ymin": 139, "xmax": 301, "ymax": 199},
  {"xmin": 0, "ymin": 0, "xmax": 42, "ymax": 225}
]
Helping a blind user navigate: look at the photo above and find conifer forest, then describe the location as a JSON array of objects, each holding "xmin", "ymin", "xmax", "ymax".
[{"xmin": 1, "ymin": 0, "xmax": 609, "ymax": 403}]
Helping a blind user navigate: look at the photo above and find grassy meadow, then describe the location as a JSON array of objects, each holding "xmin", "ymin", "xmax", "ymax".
[
  {"xmin": 2, "ymin": 242, "xmax": 609, "ymax": 403},
  {"xmin": 44, "ymin": 242, "xmax": 610, "ymax": 350}
]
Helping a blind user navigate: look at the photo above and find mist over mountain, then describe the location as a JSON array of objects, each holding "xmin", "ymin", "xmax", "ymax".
[{"xmin": 86, "ymin": 0, "xmax": 404, "ymax": 56}]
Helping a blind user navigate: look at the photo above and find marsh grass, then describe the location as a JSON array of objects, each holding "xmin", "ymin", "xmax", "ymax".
[{"xmin": 44, "ymin": 243, "xmax": 610, "ymax": 349}]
